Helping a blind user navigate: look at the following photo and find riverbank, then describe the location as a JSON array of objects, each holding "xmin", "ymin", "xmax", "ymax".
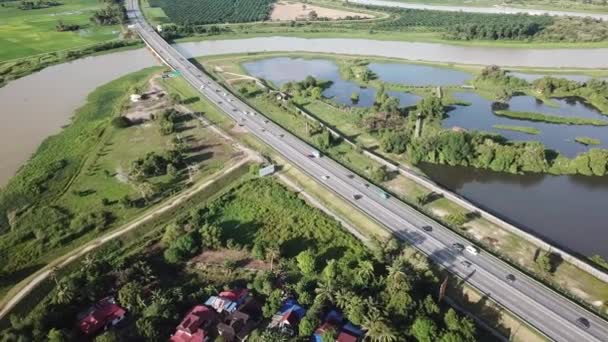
[
  {"xmin": 0, "ymin": 40, "xmax": 143, "ymax": 89},
  {"xmin": 0, "ymin": 68, "xmax": 245, "ymax": 297}
]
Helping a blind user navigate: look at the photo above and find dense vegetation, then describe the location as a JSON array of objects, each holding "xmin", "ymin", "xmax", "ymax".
[
  {"xmin": 17, "ymin": 0, "xmax": 61, "ymax": 10},
  {"xmin": 0, "ymin": 178, "xmax": 477, "ymax": 341},
  {"xmin": 149, "ymin": 0, "xmax": 275, "ymax": 25},
  {"xmin": 371, "ymin": 7, "xmax": 554, "ymax": 40}
]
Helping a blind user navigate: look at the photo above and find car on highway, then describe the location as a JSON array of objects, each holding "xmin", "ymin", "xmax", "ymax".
[
  {"xmin": 461, "ymin": 260, "xmax": 472, "ymax": 268},
  {"xmin": 506, "ymin": 274, "xmax": 516, "ymax": 283},
  {"xmin": 323, "ymin": 175, "xmax": 330, "ymax": 180},
  {"xmin": 465, "ymin": 245, "xmax": 479, "ymax": 256},
  {"xmin": 451, "ymin": 243, "xmax": 465, "ymax": 252},
  {"xmin": 422, "ymin": 225, "xmax": 433, "ymax": 232},
  {"xmin": 352, "ymin": 194, "xmax": 363, "ymax": 200},
  {"xmin": 576, "ymin": 317, "xmax": 590, "ymax": 329}
]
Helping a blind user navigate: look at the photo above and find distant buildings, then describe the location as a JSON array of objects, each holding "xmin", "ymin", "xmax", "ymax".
[{"xmin": 78, "ymin": 297, "xmax": 126, "ymax": 336}]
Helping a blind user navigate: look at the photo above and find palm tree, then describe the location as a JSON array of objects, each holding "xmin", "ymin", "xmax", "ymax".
[
  {"xmin": 356, "ymin": 260, "xmax": 375, "ymax": 285},
  {"xmin": 314, "ymin": 280, "xmax": 336, "ymax": 304},
  {"xmin": 49, "ymin": 266, "xmax": 59, "ymax": 286},
  {"xmin": 362, "ymin": 311, "xmax": 398, "ymax": 342},
  {"xmin": 265, "ymin": 246, "xmax": 280, "ymax": 272},
  {"xmin": 334, "ymin": 289, "xmax": 352, "ymax": 310},
  {"xmin": 52, "ymin": 281, "xmax": 75, "ymax": 305}
]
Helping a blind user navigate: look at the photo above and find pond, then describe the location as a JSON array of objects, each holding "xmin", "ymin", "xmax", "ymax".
[
  {"xmin": 420, "ymin": 163, "xmax": 608, "ymax": 258},
  {"xmin": 368, "ymin": 62, "xmax": 472, "ymax": 86},
  {"xmin": 242, "ymin": 57, "xmax": 422, "ymax": 108},
  {"xmin": 443, "ymin": 92, "xmax": 608, "ymax": 157}
]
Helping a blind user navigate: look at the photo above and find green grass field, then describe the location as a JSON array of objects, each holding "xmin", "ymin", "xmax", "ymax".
[{"xmin": 0, "ymin": 0, "xmax": 120, "ymax": 61}]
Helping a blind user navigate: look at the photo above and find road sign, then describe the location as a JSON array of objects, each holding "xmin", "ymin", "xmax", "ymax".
[{"xmin": 259, "ymin": 164, "xmax": 275, "ymax": 177}]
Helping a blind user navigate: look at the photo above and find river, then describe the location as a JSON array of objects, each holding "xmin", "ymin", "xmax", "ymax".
[{"xmin": 1, "ymin": 37, "xmax": 607, "ymax": 257}]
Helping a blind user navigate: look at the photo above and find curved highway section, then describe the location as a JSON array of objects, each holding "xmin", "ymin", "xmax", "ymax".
[{"xmin": 126, "ymin": 0, "xmax": 608, "ymax": 340}]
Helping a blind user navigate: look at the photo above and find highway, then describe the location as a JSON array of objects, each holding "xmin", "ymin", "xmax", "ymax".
[{"xmin": 126, "ymin": 1, "xmax": 608, "ymax": 340}]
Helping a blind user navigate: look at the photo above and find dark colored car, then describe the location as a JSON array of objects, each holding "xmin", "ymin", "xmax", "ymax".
[
  {"xmin": 422, "ymin": 225, "xmax": 433, "ymax": 232},
  {"xmin": 452, "ymin": 243, "xmax": 465, "ymax": 252},
  {"xmin": 506, "ymin": 274, "xmax": 516, "ymax": 283},
  {"xmin": 576, "ymin": 317, "xmax": 590, "ymax": 329}
]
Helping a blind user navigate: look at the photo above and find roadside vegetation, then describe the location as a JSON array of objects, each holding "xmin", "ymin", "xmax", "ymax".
[
  {"xmin": 0, "ymin": 177, "xmax": 479, "ymax": 341},
  {"xmin": 0, "ymin": 69, "xmax": 239, "ymax": 297}
]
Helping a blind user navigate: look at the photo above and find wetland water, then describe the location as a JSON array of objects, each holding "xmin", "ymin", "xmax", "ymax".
[
  {"xmin": 243, "ymin": 56, "xmax": 608, "ymax": 257},
  {"xmin": 2, "ymin": 38, "xmax": 608, "ymax": 257}
]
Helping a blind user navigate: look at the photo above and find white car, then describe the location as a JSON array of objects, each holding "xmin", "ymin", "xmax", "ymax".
[{"xmin": 465, "ymin": 245, "xmax": 479, "ymax": 256}]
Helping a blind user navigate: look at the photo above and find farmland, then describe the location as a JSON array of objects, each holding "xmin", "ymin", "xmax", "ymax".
[
  {"xmin": 0, "ymin": 0, "xmax": 121, "ymax": 62},
  {"xmin": 148, "ymin": 0, "xmax": 276, "ymax": 25}
]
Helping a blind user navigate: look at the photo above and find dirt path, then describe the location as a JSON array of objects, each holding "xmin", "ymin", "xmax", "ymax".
[{"xmin": 0, "ymin": 158, "xmax": 250, "ymax": 320}]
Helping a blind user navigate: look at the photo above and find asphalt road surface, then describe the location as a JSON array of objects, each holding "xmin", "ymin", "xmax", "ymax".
[{"xmin": 126, "ymin": 1, "xmax": 608, "ymax": 340}]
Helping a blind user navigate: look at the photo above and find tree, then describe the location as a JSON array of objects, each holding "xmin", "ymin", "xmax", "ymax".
[
  {"xmin": 47, "ymin": 328, "xmax": 66, "ymax": 342},
  {"xmin": 444, "ymin": 212, "xmax": 467, "ymax": 227},
  {"xmin": 296, "ymin": 250, "xmax": 316, "ymax": 275},
  {"xmin": 265, "ymin": 246, "xmax": 280, "ymax": 272},
  {"xmin": 95, "ymin": 331, "xmax": 119, "ymax": 342},
  {"xmin": 299, "ymin": 315, "xmax": 320, "ymax": 337},
  {"xmin": 380, "ymin": 131, "xmax": 408, "ymax": 154},
  {"xmin": 311, "ymin": 86, "xmax": 323, "ymax": 99},
  {"xmin": 262, "ymin": 289, "xmax": 283, "ymax": 318},
  {"xmin": 200, "ymin": 224, "xmax": 222, "ymax": 249},
  {"xmin": 136, "ymin": 316, "xmax": 160, "ymax": 340},
  {"xmin": 417, "ymin": 96, "xmax": 444, "ymax": 119},
  {"xmin": 355, "ymin": 260, "xmax": 375, "ymax": 285},
  {"xmin": 411, "ymin": 317, "xmax": 439, "ymax": 342},
  {"xmin": 536, "ymin": 251, "xmax": 553, "ymax": 273},
  {"xmin": 166, "ymin": 163, "xmax": 178, "ymax": 179},
  {"xmin": 164, "ymin": 233, "xmax": 200, "ymax": 263},
  {"xmin": 52, "ymin": 280, "xmax": 75, "ymax": 305},
  {"xmin": 118, "ymin": 281, "xmax": 144, "ymax": 313},
  {"xmin": 370, "ymin": 165, "xmax": 389, "ymax": 183},
  {"xmin": 162, "ymin": 223, "xmax": 185, "ymax": 247},
  {"xmin": 362, "ymin": 312, "xmax": 398, "ymax": 342}
]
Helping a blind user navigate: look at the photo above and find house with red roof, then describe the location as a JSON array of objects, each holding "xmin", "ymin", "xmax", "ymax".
[
  {"xmin": 79, "ymin": 297, "xmax": 126, "ymax": 336},
  {"xmin": 170, "ymin": 305, "xmax": 216, "ymax": 342}
]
